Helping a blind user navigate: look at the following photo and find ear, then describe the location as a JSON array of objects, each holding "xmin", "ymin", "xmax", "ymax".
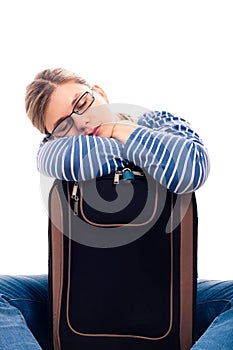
[{"xmin": 92, "ymin": 84, "xmax": 109, "ymax": 103}]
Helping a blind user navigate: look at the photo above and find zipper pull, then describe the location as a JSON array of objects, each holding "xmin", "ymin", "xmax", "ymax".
[
  {"xmin": 71, "ymin": 182, "xmax": 79, "ymax": 200},
  {"xmin": 114, "ymin": 171, "xmax": 121, "ymax": 184},
  {"xmin": 71, "ymin": 182, "xmax": 79, "ymax": 215},
  {"xmin": 73, "ymin": 198, "xmax": 79, "ymax": 216}
]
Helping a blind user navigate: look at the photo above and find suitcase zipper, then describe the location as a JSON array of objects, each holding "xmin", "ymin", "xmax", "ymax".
[
  {"xmin": 71, "ymin": 181, "xmax": 79, "ymax": 215},
  {"xmin": 113, "ymin": 171, "xmax": 121, "ymax": 184},
  {"xmin": 71, "ymin": 170, "xmax": 144, "ymax": 215}
]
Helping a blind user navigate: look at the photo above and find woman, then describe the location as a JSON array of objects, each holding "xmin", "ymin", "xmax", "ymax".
[
  {"xmin": 29, "ymin": 69, "xmax": 208, "ymax": 193},
  {"xmin": 0, "ymin": 68, "xmax": 232, "ymax": 349}
]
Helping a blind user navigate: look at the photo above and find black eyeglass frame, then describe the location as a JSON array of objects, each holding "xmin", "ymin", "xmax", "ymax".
[{"xmin": 46, "ymin": 90, "xmax": 95, "ymax": 139}]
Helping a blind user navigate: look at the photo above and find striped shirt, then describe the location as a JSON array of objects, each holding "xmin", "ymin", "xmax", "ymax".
[{"xmin": 37, "ymin": 110, "xmax": 210, "ymax": 194}]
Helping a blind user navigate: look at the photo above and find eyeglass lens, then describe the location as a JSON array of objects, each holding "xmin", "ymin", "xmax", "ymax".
[
  {"xmin": 74, "ymin": 91, "xmax": 94, "ymax": 114},
  {"xmin": 52, "ymin": 91, "xmax": 94, "ymax": 138}
]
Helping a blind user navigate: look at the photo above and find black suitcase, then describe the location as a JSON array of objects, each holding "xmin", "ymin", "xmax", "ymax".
[{"xmin": 48, "ymin": 168, "xmax": 198, "ymax": 350}]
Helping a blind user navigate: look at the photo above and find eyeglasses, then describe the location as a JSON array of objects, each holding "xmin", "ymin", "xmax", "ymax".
[{"xmin": 48, "ymin": 90, "xmax": 95, "ymax": 139}]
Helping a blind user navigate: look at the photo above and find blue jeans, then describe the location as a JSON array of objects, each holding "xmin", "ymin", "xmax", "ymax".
[
  {"xmin": 192, "ymin": 279, "xmax": 233, "ymax": 349},
  {"xmin": 0, "ymin": 276, "xmax": 233, "ymax": 349},
  {"xmin": 0, "ymin": 275, "xmax": 48, "ymax": 350}
]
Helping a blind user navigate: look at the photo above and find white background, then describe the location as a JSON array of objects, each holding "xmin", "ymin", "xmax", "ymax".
[{"xmin": 0, "ymin": 0, "xmax": 232, "ymax": 280}]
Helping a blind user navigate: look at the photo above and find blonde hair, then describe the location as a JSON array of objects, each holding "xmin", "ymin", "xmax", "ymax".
[
  {"xmin": 117, "ymin": 113, "xmax": 137, "ymax": 123},
  {"xmin": 25, "ymin": 68, "xmax": 91, "ymax": 134}
]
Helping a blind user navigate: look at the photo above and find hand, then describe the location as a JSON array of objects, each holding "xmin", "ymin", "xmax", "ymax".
[{"xmin": 98, "ymin": 121, "xmax": 137, "ymax": 145}]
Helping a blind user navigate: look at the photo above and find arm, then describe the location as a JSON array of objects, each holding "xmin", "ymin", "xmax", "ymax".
[
  {"xmin": 121, "ymin": 111, "xmax": 210, "ymax": 194},
  {"xmin": 37, "ymin": 110, "xmax": 210, "ymax": 193},
  {"xmin": 37, "ymin": 135, "xmax": 126, "ymax": 181}
]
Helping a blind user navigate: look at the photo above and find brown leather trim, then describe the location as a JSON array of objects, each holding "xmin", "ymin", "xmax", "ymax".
[
  {"xmin": 50, "ymin": 186, "xmax": 64, "ymax": 350},
  {"xmin": 179, "ymin": 194, "xmax": 194, "ymax": 350},
  {"xmin": 78, "ymin": 181, "xmax": 158, "ymax": 227},
  {"xmin": 65, "ymin": 189, "xmax": 174, "ymax": 340}
]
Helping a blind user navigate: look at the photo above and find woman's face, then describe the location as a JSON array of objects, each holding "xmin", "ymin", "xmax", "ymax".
[{"xmin": 45, "ymin": 81, "xmax": 117, "ymax": 137}]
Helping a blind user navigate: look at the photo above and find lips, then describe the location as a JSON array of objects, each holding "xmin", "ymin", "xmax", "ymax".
[{"xmin": 87, "ymin": 126, "xmax": 100, "ymax": 136}]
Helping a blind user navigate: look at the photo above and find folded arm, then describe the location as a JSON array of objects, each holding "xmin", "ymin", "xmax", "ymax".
[
  {"xmin": 37, "ymin": 110, "xmax": 210, "ymax": 193},
  {"xmin": 122, "ymin": 111, "xmax": 210, "ymax": 193},
  {"xmin": 37, "ymin": 135, "xmax": 126, "ymax": 181}
]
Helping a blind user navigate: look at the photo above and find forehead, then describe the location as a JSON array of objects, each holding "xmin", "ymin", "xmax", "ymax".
[
  {"xmin": 45, "ymin": 82, "xmax": 86, "ymax": 132},
  {"xmin": 52, "ymin": 82, "xmax": 86, "ymax": 102}
]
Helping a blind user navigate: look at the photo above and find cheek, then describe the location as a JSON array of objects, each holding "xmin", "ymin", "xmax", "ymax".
[
  {"xmin": 45, "ymin": 115, "xmax": 55, "ymax": 133},
  {"xmin": 88, "ymin": 104, "xmax": 117, "ymax": 125}
]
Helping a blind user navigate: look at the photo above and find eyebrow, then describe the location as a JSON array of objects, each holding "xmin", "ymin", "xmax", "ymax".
[{"xmin": 71, "ymin": 92, "xmax": 81, "ymax": 107}]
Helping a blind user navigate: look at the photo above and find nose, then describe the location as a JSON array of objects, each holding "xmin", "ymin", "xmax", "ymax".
[{"xmin": 72, "ymin": 113, "xmax": 90, "ymax": 135}]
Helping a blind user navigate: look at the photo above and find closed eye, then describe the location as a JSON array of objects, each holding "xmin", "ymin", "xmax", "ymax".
[
  {"xmin": 54, "ymin": 117, "xmax": 74, "ymax": 136},
  {"xmin": 77, "ymin": 100, "xmax": 87, "ymax": 109}
]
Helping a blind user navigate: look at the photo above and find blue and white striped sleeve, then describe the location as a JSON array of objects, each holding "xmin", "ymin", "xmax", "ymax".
[
  {"xmin": 123, "ymin": 111, "xmax": 210, "ymax": 194},
  {"xmin": 37, "ymin": 135, "xmax": 125, "ymax": 181}
]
